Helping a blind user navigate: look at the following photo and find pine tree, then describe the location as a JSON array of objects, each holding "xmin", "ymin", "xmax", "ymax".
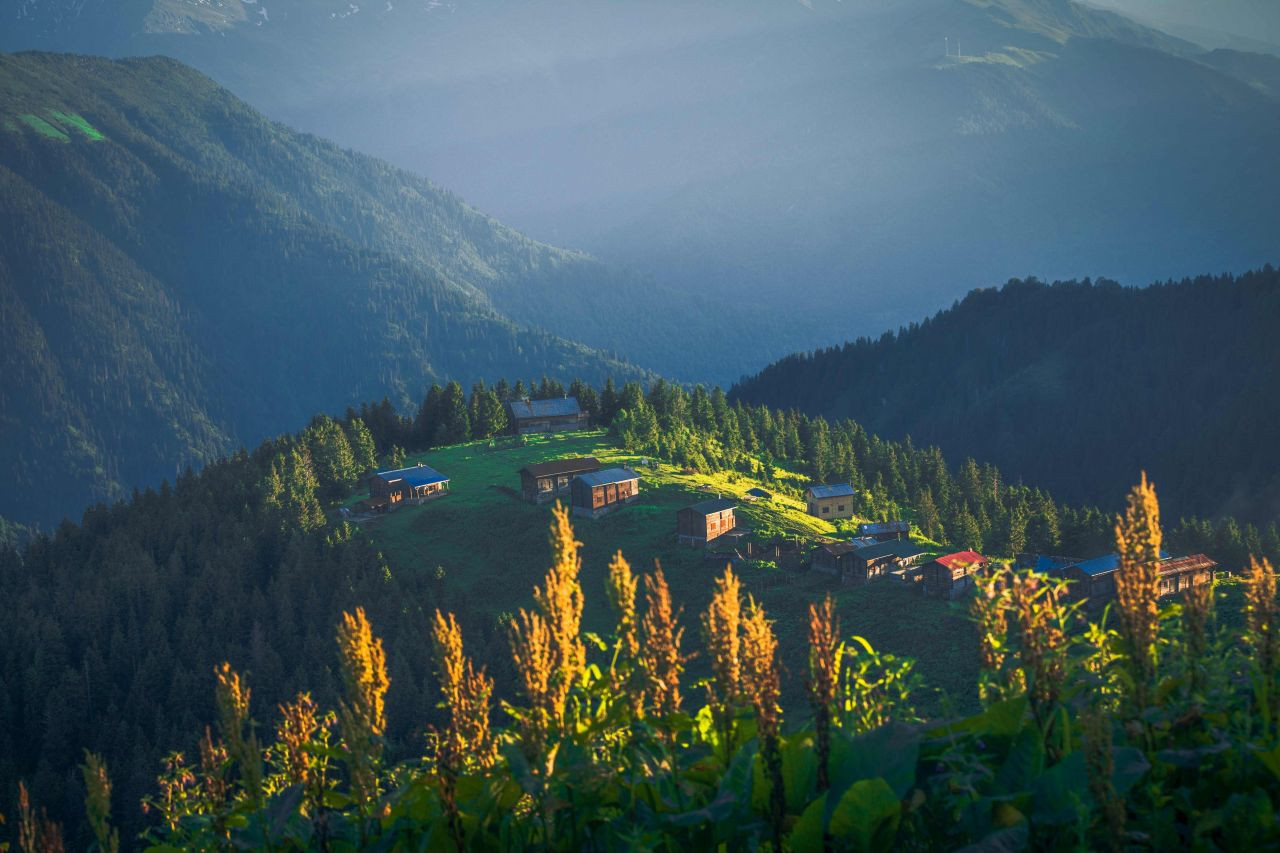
[{"xmin": 435, "ymin": 382, "xmax": 471, "ymax": 446}]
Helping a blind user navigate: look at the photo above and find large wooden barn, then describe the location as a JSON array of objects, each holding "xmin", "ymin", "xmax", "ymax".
[
  {"xmin": 805, "ymin": 484, "xmax": 856, "ymax": 520},
  {"xmin": 921, "ymin": 550, "xmax": 989, "ymax": 599},
  {"xmin": 507, "ymin": 397, "xmax": 590, "ymax": 435},
  {"xmin": 676, "ymin": 498, "xmax": 738, "ymax": 546},
  {"xmin": 519, "ymin": 457, "xmax": 601, "ymax": 503},
  {"xmin": 569, "ymin": 468, "xmax": 640, "ymax": 519},
  {"xmin": 366, "ymin": 462, "xmax": 450, "ymax": 510},
  {"xmin": 1062, "ymin": 552, "xmax": 1217, "ymax": 608}
]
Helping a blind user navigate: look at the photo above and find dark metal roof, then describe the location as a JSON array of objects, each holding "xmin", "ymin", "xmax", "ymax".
[
  {"xmin": 856, "ymin": 540, "xmax": 927, "ymax": 561},
  {"xmin": 820, "ymin": 542, "xmax": 859, "ymax": 557},
  {"xmin": 508, "ymin": 397, "xmax": 584, "ymax": 420},
  {"xmin": 808, "ymin": 483, "xmax": 855, "ymax": 499},
  {"xmin": 746, "ymin": 488, "xmax": 772, "ymax": 499},
  {"xmin": 575, "ymin": 467, "xmax": 640, "ymax": 487},
  {"xmin": 373, "ymin": 463, "xmax": 449, "ymax": 488},
  {"xmin": 521, "ymin": 457, "xmax": 601, "ymax": 478},
  {"xmin": 685, "ymin": 498, "xmax": 737, "ymax": 515}
]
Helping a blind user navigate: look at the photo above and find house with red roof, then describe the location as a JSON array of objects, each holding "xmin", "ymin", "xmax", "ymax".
[{"xmin": 921, "ymin": 550, "xmax": 989, "ymax": 599}]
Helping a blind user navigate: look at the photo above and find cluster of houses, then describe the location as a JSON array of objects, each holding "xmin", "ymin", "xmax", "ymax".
[
  {"xmin": 1016, "ymin": 551, "xmax": 1218, "ymax": 608},
  {"xmin": 355, "ymin": 429, "xmax": 1219, "ymax": 610}
]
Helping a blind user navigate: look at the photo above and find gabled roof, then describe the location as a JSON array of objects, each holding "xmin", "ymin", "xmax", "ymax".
[
  {"xmin": 857, "ymin": 520, "xmax": 909, "ymax": 536},
  {"xmin": 934, "ymin": 550, "xmax": 986, "ymax": 570},
  {"xmin": 576, "ymin": 467, "xmax": 639, "ymax": 487},
  {"xmin": 374, "ymin": 463, "xmax": 449, "ymax": 488},
  {"xmin": 856, "ymin": 540, "xmax": 928, "ymax": 561},
  {"xmin": 508, "ymin": 397, "xmax": 584, "ymax": 420},
  {"xmin": 685, "ymin": 498, "xmax": 737, "ymax": 515},
  {"xmin": 521, "ymin": 457, "xmax": 601, "ymax": 479},
  {"xmin": 849, "ymin": 536, "xmax": 881, "ymax": 549},
  {"xmin": 820, "ymin": 542, "xmax": 859, "ymax": 557},
  {"xmin": 808, "ymin": 483, "xmax": 855, "ymax": 499}
]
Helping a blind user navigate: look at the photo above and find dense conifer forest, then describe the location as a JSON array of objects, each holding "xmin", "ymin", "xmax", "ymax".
[
  {"xmin": 2, "ymin": 376, "xmax": 1276, "ymax": 848},
  {"xmin": 731, "ymin": 268, "xmax": 1280, "ymax": 524}
]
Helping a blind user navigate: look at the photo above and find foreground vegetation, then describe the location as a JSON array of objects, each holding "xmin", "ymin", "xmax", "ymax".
[
  {"xmin": 25, "ymin": 477, "xmax": 1280, "ymax": 850},
  {"xmin": 3, "ymin": 375, "xmax": 1276, "ymax": 847}
]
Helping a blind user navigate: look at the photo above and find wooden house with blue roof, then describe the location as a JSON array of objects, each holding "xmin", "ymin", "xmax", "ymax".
[
  {"xmin": 806, "ymin": 483, "xmax": 856, "ymax": 520},
  {"xmin": 570, "ymin": 467, "xmax": 640, "ymax": 519},
  {"xmin": 366, "ymin": 462, "xmax": 450, "ymax": 510},
  {"xmin": 1062, "ymin": 551, "xmax": 1216, "ymax": 607},
  {"xmin": 507, "ymin": 397, "xmax": 590, "ymax": 435}
]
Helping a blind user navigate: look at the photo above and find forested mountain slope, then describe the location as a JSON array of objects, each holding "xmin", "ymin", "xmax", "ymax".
[
  {"xmin": 0, "ymin": 51, "xmax": 659, "ymax": 528},
  {"xmin": 5, "ymin": 0, "xmax": 1277, "ymax": 368},
  {"xmin": 731, "ymin": 268, "xmax": 1280, "ymax": 524}
]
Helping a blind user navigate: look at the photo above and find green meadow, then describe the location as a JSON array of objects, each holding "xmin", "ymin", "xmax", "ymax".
[{"xmin": 353, "ymin": 431, "xmax": 982, "ymax": 715}]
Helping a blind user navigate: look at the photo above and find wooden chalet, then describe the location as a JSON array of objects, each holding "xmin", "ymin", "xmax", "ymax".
[
  {"xmin": 856, "ymin": 520, "xmax": 910, "ymax": 542},
  {"xmin": 367, "ymin": 462, "xmax": 450, "ymax": 509},
  {"xmin": 1062, "ymin": 553, "xmax": 1217, "ymax": 608},
  {"xmin": 806, "ymin": 484, "xmax": 856, "ymax": 520},
  {"xmin": 519, "ymin": 457, "xmax": 601, "ymax": 503},
  {"xmin": 677, "ymin": 498, "xmax": 739, "ymax": 546},
  {"xmin": 854, "ymin": 539, "xmax": 930, "ymax": 584},
  {"xmin": 812, "ymin": 542, "xmax": 861, "ymax": 583},
  {"xmin": 569, "ymin": 468, "xmax": 640, "ymax": 519},
  {"xmin": 508, "ymin": 397, "xmax": 590, "ymax": 435},
  {"xmin": 921, "ymin": 550, "xmax": 989, "ymax": 600}
]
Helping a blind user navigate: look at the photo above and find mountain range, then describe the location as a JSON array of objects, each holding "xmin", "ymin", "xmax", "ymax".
[
  {"xmin": 3, "ymin": 0, "xmax": 1277, "ymax": 374},
  {"xmin": 0, "ymin": 50, "xmax": 669, "ymax": 527},
  {"xmin": 731, "ymin": 267, "xmax": 1280, "ymax": 524}
]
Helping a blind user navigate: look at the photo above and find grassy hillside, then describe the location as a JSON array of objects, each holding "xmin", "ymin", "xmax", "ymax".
[{"xmin": 354, "ymin": 431, "xmax": 980, "ymax": 715}]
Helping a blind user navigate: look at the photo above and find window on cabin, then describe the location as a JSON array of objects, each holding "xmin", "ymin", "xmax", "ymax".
[
  {"xmin": 539, "ymin": 478, "xmax": 553, "ymax": 492},
  {"xmin": 822, "ymin": 506, "xmax": 830, "ymax": 515},
  {"xmin": 838, "ymin": 504, "xmax": 846, "ymax": 512}
]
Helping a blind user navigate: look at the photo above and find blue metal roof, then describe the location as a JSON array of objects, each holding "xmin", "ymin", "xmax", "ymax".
[
  {"xmin": 508, "ymin": 397, "xmax": 584, "ymax": 420},
  {"xmin": 808, "ymin": 483, "xmax": 855, "ymax": 499},
  {"xmin": 857, "ymin": 520, "xmax": 909, "ymax": 536},
  {"xmin": 375, "ymin": 463, "xmax": 449, "ymax": 488},
  {"xmin": 1034, "ymin": 555, "xmax": 1077, "ymax": 574},
  {"xmin": 1072, "ymin": 551, "xmax": 1170, "ymax": 577},
  {"xmin": 576, "ymin": 467, "xmax": 640, "ymax": 487}
]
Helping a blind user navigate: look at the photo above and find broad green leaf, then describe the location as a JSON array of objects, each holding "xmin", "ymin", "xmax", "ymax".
[
  {"xmin": 828, "ymin": 777, "xmax": 901, "ymax": 853},
  {"xmin": 829, "ymin": 723, "xmax": 921, "ymax": 799},
  {"xmin": 994, "ymin": 726, "xmax": 1045, "ymax": 795}
]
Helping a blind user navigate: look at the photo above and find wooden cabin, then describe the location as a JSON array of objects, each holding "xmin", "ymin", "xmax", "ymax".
[
  {"xmin": 921, "ymin": 550, "xmax": 989, "ymax": 599},
  {"xmin": 519, "ymin": 457, "xmax": 601, "ymax": 503},
  {"xmin": 853, "ymin": 540, "xmax": 930, "ymax": 584},
  {"xmin": 812, "ymin": 542, "xmax": 861, "ymax": 582},
  {"xmin": 507, "ymin": 397, "xmax": 590, "ymax": 435},
  {"xmin": 368, "ymin": 462, "xmax": 450, "ymax": 508},
  {"xmin": 677, "ymin": 498, "xmax": 738, "ymax": 546},
  {"xmin": 1063, "ymin": 553, "xmax": 1217, "ymax": 608},
  {"xmin": 806, "ymin": 484, "xmax": 856, "ymax": 520},
  {"xmin": 856, "ymin": 520, "xmax": 910, "ymax": 542},
  {"xmin": 569, "ymin": 468, "xmax": 640, "ymax": 519}
]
